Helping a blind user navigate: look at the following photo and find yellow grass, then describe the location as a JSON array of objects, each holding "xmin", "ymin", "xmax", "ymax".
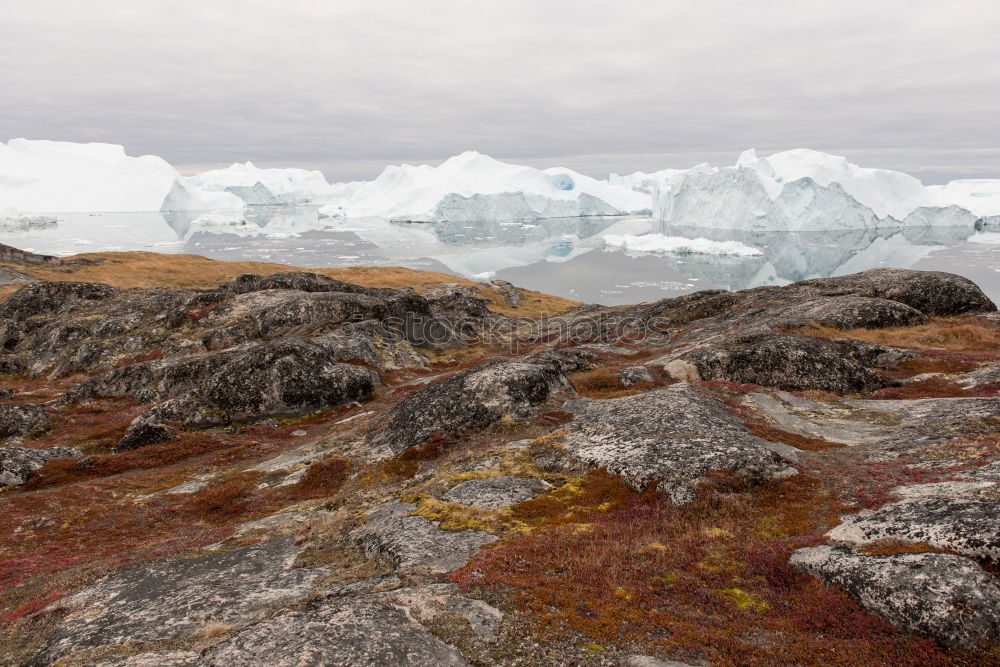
[
  {"xmin": 791, "ymin": 316, "xmax": 1000, "ymax": 353},
  {"xmin": 0, "ymin": 251, "xmax": 579, "ymax": 317}
]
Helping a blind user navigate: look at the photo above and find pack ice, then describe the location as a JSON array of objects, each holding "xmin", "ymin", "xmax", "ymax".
[
  {"xmin": 637, "ymin": 149, "xmax": 1000, "ymax": 231},
  {"xmin": 318, "ymin": 151, "xmax": 651, "ymax": 223},
  {"xmin": 0, "ymin": 139, "xmax": 243, "ymax": 213}
]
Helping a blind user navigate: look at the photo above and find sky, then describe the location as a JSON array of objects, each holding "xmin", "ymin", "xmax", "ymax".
[{"xmin": 2, "ymin": 0, "xmax": 999, "ymax": 183}]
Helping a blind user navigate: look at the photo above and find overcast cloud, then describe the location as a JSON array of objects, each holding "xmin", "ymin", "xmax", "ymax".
[{"xmin": 2, "ymin": 0, "xmax": 998, "ymax": 182}]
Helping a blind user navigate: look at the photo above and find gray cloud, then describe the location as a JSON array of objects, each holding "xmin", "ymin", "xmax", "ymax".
[{"xmin": 2, "ymin": 0, "xmax": 998, "ymax": 183}]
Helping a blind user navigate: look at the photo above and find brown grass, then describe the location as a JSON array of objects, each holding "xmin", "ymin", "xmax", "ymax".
[
  {"xmin": 791, "ymin": 316, "xmax": 1000, "ymax": 355},
  {"xmin": 379, "ymin": 432, "xmax": 455, "ymax": 480},
  {"xmin": 891, "ymin": 356, "xmax": 980, "ymax": 376},
  {"xmin": 569, "ymin": 367, "xmax": 659, "ymax": 399},
  {"xmin": 23, "ymin": 398, "xmax": 144, "ymax": 452},
  {"xmin": 744, "ymin": 421, "xmax": 846, "ymax": 451},
  {"xmin": 281, "ymin": 457, "xmax": 350, "ymax": 501},
  {"xmin": 1, "ymin": 251, "xmax": 579, "ymax": 318},
  {"xmin": 870, "ymin": 377, "xmax": 1000, "ymax": 400},
  {"xmin": 860, "ymin": 539, "xmax": 953, "ymax": 557}
]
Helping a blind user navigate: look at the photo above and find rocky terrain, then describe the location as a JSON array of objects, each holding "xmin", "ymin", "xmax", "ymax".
[{"xmin": 1, "ymin": 252, "xmax": 999, "ymax": 666}]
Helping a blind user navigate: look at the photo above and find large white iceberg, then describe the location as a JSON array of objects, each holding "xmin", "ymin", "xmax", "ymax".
[
  {"xmin": 649, "ymin": 149, "xmax": 989, "ymax": 231},
  {"xmin": 183, "ymin": 162, "xmax": 337, "ymax": 206},
  {"xmin": 0, "ymin": 139, "xmax": 243, "ymax": 213},
  {"xmin": 318, "ymin": 151, "xmax": 651, "ymax": 222}
]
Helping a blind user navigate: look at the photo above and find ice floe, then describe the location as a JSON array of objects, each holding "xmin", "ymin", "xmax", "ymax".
[{"xmin": 603, "ymin": 233, "xmax": 763, "ymax": 256}]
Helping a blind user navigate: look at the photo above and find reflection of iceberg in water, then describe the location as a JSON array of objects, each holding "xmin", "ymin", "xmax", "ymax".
[
  {"xmin": 19, "ymin": 204, "xmax": 988, "ymax": 307},
  {"xmin": 320, "ymin": 215, "xmax": 627, "ymax": 278},
  {"xmin": 156, "ymin": 207, "xmax": 978, "ymax": 301},
  {"xmin": 651, "ymin": 222, "xmax": 977, "ymax": 291},
  {"xmin": 162, "ymin": 205, "xmax": 337, "ymax": 241}
]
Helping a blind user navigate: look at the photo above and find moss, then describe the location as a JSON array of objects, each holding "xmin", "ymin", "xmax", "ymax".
[
  {"xmin": 528, "ymin": 427, "xmax": 569, "ymax": 449},
  {"xmin": 409, "ymin": 496, "xmax": 509, "ymax": 534},
  {"xmin": 718, "ymin": 587, "xmax": 769, "ymax": 613}
]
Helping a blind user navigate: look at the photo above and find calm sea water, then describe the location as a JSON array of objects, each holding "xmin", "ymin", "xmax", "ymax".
[{"xmin": 4, "ymin": 205, "xmax": 1000, "ymax": 306}]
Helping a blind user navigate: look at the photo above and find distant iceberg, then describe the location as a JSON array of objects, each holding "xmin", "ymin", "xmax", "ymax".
[
  {"xmin": 0, "ymin": 208, "xmax": 58, "ymax": 231},
  {"xmin": 318, "ymin": 151, "xmax": 651, "ymax": 222},
  {"xmin": 0, "ymin": 139, "xmax": 243, "ymax": 213},
  {"xmin": 603, "ymin": 233, "xmax": 763, "ymax": 256},
  {"xmin": 183, "ymin": 161, "xmax": 336, "ymax": 206},
  {"xmin": 641, "ymin": 149, "xmax": 999, "ymax": 231}
]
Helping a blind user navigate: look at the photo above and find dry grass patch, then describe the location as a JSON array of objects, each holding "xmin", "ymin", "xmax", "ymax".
[
  {"xmin": 860, "ymin": 539, "xmax": 955, "ymax": 557},
  {"xmin": 745, "ymin": 421, "xmax": 846, "ymax": 452},
  {"xmin": 890, "ymin": 356, "xmax": 980, "ymax": 376},
  {"xmin": 871, "ymin": 377, "xmax": 1000, "ymax": 400},
  {"xmin": 569, "ymin": 367, "xmax": 658, "ymax": 399},
  {"xmin": 791, "ymin": 316, "xmax": 1000, "ymax": 355}
]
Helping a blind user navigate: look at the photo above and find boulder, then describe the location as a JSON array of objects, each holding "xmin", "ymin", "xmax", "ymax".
[
  {"xmin": 197, "ymin": 339, "xmax": 378, "ymax": 423},
  {"xmin": 0, "ymin": 280, "xmax": 120, "ymax": 322},
  {"xmin": 560, "ymin": 385, "xmax": 796, "ymax": 503},
  {"xmin": 0, "ymin": 403, "xmax": 51, "ymax": 440},
  {"xmin": 674, "ymin": 332, "xmax": 886, "ymax": 394},
  {"xmin": 798, "ymin": 269, "xmax": 996, "ymax": 316},
  {"xmin": 0, "ymin": 445, "xmax": 82, "ymax": 486},
  {"xmin": 617, "ymin": 365, "xmax": 653, "ymax": 387},
  {"xmin": 110, "ymin": 340, "xmax": 379, "ymax": 451},
  {"xmin": 778, "ymin": 296, "xmax": 928, "ymax": 329},
  {"xmin": 370, "ymin": 359, "xmax": 572, "ymax": 455},
  {"xmin": 486, "ymin": 279, "xmax": 523, "ymax": 306},
  {"xmin": 199, "ymin": 289, "xmax": 394, "ymax": 338},
  {"xmin": 790, "ymin": 545, "xmax": 1000, "ymax": 650},
  {"xmin": 827, "ymin": 496, "xmax": 1000, "ymax": 562},
  {"xmin": 524, "ymin": 347, "xmax": 599, "ymax": 372}
]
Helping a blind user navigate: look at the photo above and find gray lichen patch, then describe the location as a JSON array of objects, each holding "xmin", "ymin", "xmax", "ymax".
[
  {"xmin": 560, "ymin": 384, "xmax": 796, "ymax": 503},
  {"xmin": 791, "ymin": 545, "xmax": 1000, "ymax": 650},
  {"xmin": 200, "ymin": 597, "xmax": 471, "ymax": 666},
  {"xmin": 827, "ymin": 496, "xmax": 1000, "ymax": 562},
  {"xmin": 442, "ymin": 476, "xmax": 549, "ymax": 508},
  {"xmin": 29, "ymin": 538, "xmax": 325, "ymax": 666}
]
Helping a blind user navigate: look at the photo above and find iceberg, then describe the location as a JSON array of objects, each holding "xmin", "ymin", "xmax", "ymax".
[
  {"xmin": 650, "ymin": 149, "xmax": 993, "ymax": 231},
  {"xmin": 608, "ymin": 168, "xmax": 690, "ymax": 193},
  {"xmin": 183, "ymin": 161, "xmax": 336, "ymax": 206},
  {"xmin": 0, "ymin": 208, "xmax": 58, "ymax": 231},
  {"xmin": 318, "ymin": 151, "xmax": 651, "ymax": 222},
  {"xmin": 603, "ymin": 233, "xmax": 763, "ymax": 256},
  {"xmin": 0, "ymin": 139, "xmax": 243, "ymax": 213},
  {"xmin": 928, "ymin": 179, "xmax": 1000, "ymax": 228}
]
